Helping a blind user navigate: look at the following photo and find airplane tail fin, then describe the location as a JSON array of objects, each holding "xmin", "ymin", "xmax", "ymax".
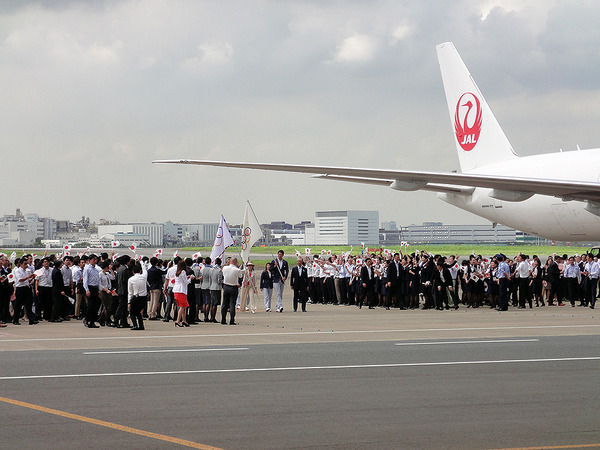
[{"xmin": 436, "ymin": 42, "xmax": 518, "ymax": 172}]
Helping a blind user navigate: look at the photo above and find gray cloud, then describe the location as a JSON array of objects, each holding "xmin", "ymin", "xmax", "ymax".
[{"xmin": 0, "ymin": 0, "xmax": 599, "ymax": 227}]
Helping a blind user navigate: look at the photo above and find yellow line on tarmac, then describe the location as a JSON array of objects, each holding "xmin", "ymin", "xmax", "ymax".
[
  {"xmin": 488, "ymin": 444, "xmax": 600, "ymax": 450},
  {"xmin": 0, "ymin": 395, "xmax": 223, "ymax": 450}
]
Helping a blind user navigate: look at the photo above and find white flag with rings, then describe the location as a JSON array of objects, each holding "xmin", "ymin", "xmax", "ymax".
[
  {"xmin": 210, "ymin": 215, "xmax": 235, "ymax": 261},
  {"xmin": 240, "ymin": 202, "xmax": 264, "ymax": 264}
]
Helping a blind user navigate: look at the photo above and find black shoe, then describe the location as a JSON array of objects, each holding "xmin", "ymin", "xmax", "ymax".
[
  {"xmin": 87, "ymin": 322, "xmax": 99, "ymax": 328},
  {"xmin": 83, "ymin": 319, "xmax": 89, "ymax": 327},
  {"xmin": 116, "ymin": 324, "xmax": 127, "ymax": 328},
  {"xmin": 385, "ymin": 307, "xmax": 390, "ymax": 310},
  {"xmin": 130, "ymin": 326, "xmax": 139, "ymax": 330},
  {"xmin": 204, "ymin": 318, "xmax": 210, "ymax": 322},
  {"xmin": 221, "ymin": 321, "xmax": 227, "ymax": 325},
  {"xmin": 148, "ymin": 317, "xmax": 159, "ymax": 321},
  {"xmin": 12, "ymin": 321, "xmax": 20, "ymax": 325},
  {"xmin": 229, "ymin": 322, "xmax": 237, "ymax": 325},
  {"xmin": 211, "ymin": 319, "xmax": 218, "ymax": 323},
  {"xmin": 29, "ymin": 321, "xmax": 38, "ymax": 325},
  {"xmin": 162, "ymin": 318, "xmax": 170, "ymax": 322}
]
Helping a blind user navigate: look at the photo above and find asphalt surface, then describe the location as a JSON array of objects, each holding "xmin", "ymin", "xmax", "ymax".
[{"xmin": 1, "ymin": 302, "xmax": 600, "ymax": 449}]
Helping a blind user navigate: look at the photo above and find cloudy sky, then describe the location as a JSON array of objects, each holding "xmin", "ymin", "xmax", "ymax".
[{"xmin": 1, "ymin": 0, "xmax": 599, "ymax": 227}]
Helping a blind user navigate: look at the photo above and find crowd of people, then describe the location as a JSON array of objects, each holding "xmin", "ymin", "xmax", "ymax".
[{"xmin": 0, "ymin": 248, "xmax": 596, "ymax": 329}]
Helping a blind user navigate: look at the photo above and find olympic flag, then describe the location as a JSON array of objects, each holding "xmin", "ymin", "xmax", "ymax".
[
  {"xmin": 240, "ymin": 202, "xmax": 264, "ymax": 263},
  {"xmin": 210, "ymin": 215, "xmax": 235, "ymax": 261}
]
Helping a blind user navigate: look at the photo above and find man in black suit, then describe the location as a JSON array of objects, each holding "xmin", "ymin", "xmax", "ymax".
[
  {"xmin": 360, "ymin": 258, "xmax": 376, "ymax": 309},
  {"xmin": 271, "ymin": 250, "xmax": 289, "ymax": 313},
  {"xmin": 290, "ymin": 258, "xmax": 309, "ymax": 312},
  {"xmin": 386, "ymin": 253, "xmax": 404, "ymax": 310},
  {"xmin": 547, "ymin": 256, "xmax": 563, "ymax": 306},
  {"xmin": 433, "ymin": 259, "xmax": 454, "ymax": 310}
]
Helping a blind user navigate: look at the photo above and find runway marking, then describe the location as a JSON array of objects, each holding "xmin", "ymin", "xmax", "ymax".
[
  {"xmin": 1, "ymin": 324, "xmax": 600, "ymax": 343},
  {"xmin": 488, "ymin": 443, "xmax": 600, "ymax": 449},
  {"xmin": 0, "ymin": 395, "xmax": 223, "ymax": 449},
  {"xmin": 394, "ymin": 339, "xmax": 539, "ymax": 346},
  {"xmin": 0, "ymin": 356, "xmax": 599, "ymax": 381},
  {"xmin": 83, "ymin": 347, "xmax": 249, "ymax": 355}
]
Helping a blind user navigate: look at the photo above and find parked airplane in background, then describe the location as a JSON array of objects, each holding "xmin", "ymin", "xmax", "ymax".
[{"xmin": 154, "ymin": 42, "xmax": 600, "ymax": 242}]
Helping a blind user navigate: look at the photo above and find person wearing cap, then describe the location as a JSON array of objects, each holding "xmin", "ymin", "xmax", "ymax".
[{"xmin": 240, "ymin": 261, "xmax": 258, "ymax": 314}]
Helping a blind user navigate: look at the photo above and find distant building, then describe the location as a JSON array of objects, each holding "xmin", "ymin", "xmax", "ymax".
[
  {"xmin": 97, "ymin": 223, "xmax": 164, "ymax": 247},
  {"xmin": 314, "ymin": 210, "xmax": 379, "ymax": 245},
  {"xmin": 387, "ymin": 222, "xmax": 545, "ymax": 245},
  {"xmin": 381, "ymin": 221, "xmax": 397, "ymax": 231}
]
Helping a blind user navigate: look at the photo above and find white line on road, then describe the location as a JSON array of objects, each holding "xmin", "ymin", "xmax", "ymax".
[
  {"xmin": 83, "ymin": 347, "xmax": 249, "ymax": 355},
  {"xmin": 394, "ymin": 339, "xmax": 539, "ymax": 346},
  {"xmin": 1, "ymin": 324, "xmax": 599, "ymax": 343},
  {"xmin": 1, "ymin": 356, "xmax": 599, "ymax": 381}
]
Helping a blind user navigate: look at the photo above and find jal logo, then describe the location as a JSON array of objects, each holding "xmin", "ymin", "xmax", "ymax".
[{"xmin": 454, "ymin": 92, "xmax": 482, "ymax": 151}]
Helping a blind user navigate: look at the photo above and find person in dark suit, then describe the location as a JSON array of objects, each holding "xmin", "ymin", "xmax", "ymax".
[
  {"xmin": 433, "ymin": 259, "xmax": 453, "ymax": 310},
  {"xmin": 386, "ymin": 253, "xmax": 404, "ymax": 310},
  {"xmin": 290, "ymin": 258, "xmax": 309, "ymax": 312},
  {"xmin": 51, "ymin": 259, "xmax": 67, "ymax": 322},
  {"xmin": 547, "ymin": 256, "xmax": 563, "ymax": 306},
  {"xmin": 270, "ymin": 250, "xmax": 289, "ymax": 313},
  {"xmin": 360, "ymin": 258, "xmax": 376, "ymax": 309}
]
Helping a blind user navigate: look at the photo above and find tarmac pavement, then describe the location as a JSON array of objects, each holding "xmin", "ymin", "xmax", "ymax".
[{"xmin": 1, "ymin": 292, "xmax": 599, "ymax": 449}]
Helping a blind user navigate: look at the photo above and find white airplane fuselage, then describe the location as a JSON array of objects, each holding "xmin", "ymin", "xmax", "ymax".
[{"xmin": 439, "ymin": 148, "xmax": 600, "ymax": 241}]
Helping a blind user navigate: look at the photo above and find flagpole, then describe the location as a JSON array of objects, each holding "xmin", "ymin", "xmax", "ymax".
[{"xmin": 247, "ymin": 199, "xmax": 284, "ymax": 279}]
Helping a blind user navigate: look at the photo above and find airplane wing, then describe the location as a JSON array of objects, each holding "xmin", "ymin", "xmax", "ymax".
[{"xmin": 152, "ymin": 159, "xmax": 600, "ymax": 203}]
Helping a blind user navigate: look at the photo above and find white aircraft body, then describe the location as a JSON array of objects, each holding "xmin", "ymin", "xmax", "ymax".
[{"xmin": 154, "ymin": 42, "xmax": 600, "ymax": 242}]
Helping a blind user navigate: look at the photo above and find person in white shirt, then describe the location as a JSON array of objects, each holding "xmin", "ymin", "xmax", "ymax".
[
  {"xmin": 71, "ymin": 256, "xmax": 86, "ymax": 319},
  {"xmin": 35, "ymin": 257, "xmax": 53, "ymax": 321},
  {"xmin": 221, "ymin": 258, "xmax": 244, "ymax": 325},
  {"xmin": 586, "ymin": 255, "xmax": 599, "ymax": 309},
  {"xmin": 172, "ymin": 260, "xmax": 191, "ymax": 327},
  {"xmin": 99, "ymin": 261, "xmax": 116, "ymax": 326},
  {"xmin": 128, "ymin": 263, "xmax": 148, "ymax": 330},
  {"xmin": 13, "ymin": 258, "xmax": 37, "ymax": 325},
  {"xmin": 516, "ymin": 254, "xmax": 532, "ymax": 308}
]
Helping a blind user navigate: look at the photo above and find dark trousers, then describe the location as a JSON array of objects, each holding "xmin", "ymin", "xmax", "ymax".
[
  {"xmin": 15, "ymin": 286, "xmax": 34, "ymax": 323},
  {"xmin": 221, "ymin": 285, "xmax": 238, "ymax": 324},
  {"xmin": 436, "ymin": 287, "xmax": 449, "ymax": 309},
  {"xmin": 115, "ymin": 293, "xmax": 129, "ymax": 326},
  {"xmin": 360, "ymin": 287, "xmax": 376, "ymax": 308},
  {"xmin": 311, "ymin": 278, "xmax": 322, "ymax": 304},
  {"xmin": 498, "ymin": 278, "xmax": 509, "ymax": 311},
  {"xmin": 293, "ymin": 288, "xmax": 307, "ymax": 312},
  {"xmin": 186, "ymin": 287, "xmax": 196, "ymax": 323},
  {"xmin": 51, "ymin": 292, "xmax": 65, "ymax": 321},
  {"xmin": 0, "ymin": 289, "xmax": 10, "ymax": 323},
  {"xmin": 518, "ymin": 278, "xmax": 531, "ymax": 307},
  {"xmin": 386, "ymin": 283, "xmax": 403, "ymax": 308},
  {"xmin": 566, "ymin": 278, "xmax": 579, "ymax": 305},
  {"xmin": 325, "ymin": 278, "xmax": 337, "ymax": 304},
  {"xmin": 85, "ymin": 286, "xmax": 100, "ymax": 324},
  {"xmin": 339, "ymin": 278, "xmax": 349, "ymax": 305},
  {"xmin": 588, "ymin": 278, "xmax": 598, "ymax": 307},
  {"xmin": 548, "ymin": 279, "xmax": 563, "ymax": 305},
  {"xmin": 38, "ymin": 286, "xmax": 53, "ymax": 320},
  {"xmin": 130, "ymin": 295, "xmax": 146, "ymax": 329}
]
